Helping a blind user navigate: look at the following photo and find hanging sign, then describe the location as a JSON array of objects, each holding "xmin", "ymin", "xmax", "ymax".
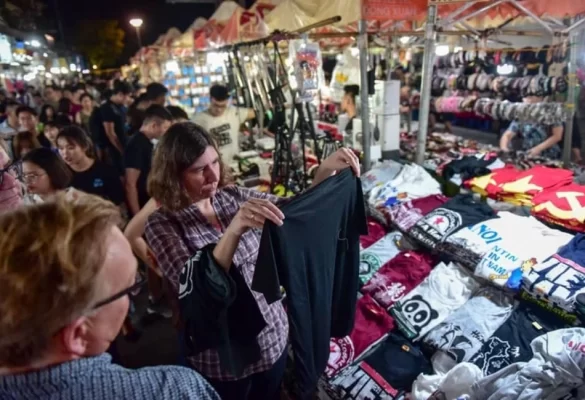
[{"xmin": 361, "ymin": 0, "xmax": 427, "ymax": 21}]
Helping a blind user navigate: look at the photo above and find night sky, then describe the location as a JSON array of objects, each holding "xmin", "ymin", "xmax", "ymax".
[{"xmin": 52, "ymin": 0, "xmax": 253, "ymax": 64}]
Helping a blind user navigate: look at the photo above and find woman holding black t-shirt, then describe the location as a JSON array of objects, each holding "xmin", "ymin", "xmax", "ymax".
[{"xmin": 56, "ymin": 125, "xmax": 125, "ymax": 207}]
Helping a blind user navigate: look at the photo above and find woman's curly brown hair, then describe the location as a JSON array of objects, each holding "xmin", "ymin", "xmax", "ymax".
[{"xmin": 148, "ymin": 122, "xmax": 231, "ymax": 211}]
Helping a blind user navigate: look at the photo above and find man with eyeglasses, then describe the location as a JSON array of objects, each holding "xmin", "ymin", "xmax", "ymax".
[{"xmin": 0, "ymin": 194, "xmax": 219, "ymax": 400}]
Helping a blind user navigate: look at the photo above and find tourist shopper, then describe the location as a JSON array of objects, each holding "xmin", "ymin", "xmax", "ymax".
[
  {"xmin": 145, "ymin": 122, "xmax": 359, "ymax": 400},
  {"xmin": 0, "ymin": 195, "xmax": 220, "ymax": 400}
]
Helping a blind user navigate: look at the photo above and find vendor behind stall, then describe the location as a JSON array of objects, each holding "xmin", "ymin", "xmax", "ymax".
[
  {"xmin": 193, "ymin": 84, "xmax": 255, "ymax": 165},
  {"xmin": 340, "ymin": 84, "xmax": 359, "ymax": 132},
  {"xmin": 499, "ymin": 95, "xmax": 563, "ymax": 159}
]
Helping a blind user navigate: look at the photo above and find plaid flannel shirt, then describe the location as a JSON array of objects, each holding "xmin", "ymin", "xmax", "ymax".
[{"xmin": 144, "ymin": 186, "xmax": 289, "ymax": 381}]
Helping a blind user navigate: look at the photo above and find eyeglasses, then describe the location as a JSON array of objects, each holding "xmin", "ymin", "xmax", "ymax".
[
  {"xmin": 22, "ymin": 172, "xmax": 47, "ymax": 183},
  {"xmin": 92, "ymin": 273, "xmax": 147, "ymax": 310},
  {"xmin": 0, "ymin": 161, "xmax": 22, "ymax": 186}
]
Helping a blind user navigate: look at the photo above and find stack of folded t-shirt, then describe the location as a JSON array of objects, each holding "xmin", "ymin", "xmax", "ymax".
[
  {"xmin": 360, "ymin": 218, "xmax": 387, "ymax": 250},
  {"xmin": 469, "ymin": 303, "xmax": 569, "ymax": 376},
  {"xmin": 359, "ymin": 232, "xmax": 401, "ymax": 286},
  {"xmin": 361, "ymin": 251, "xmax": 434, "ymax": 310},
  {"xmin": 406, "ymin": 194, "xmax": 497, "ymax": 250},
  {"xmin": 390, "ymin": 262, "xmax": 481, "ymax": 340},
  {"xmin": 437, "ymin": 211, "xmax": 572, "ymax": 288},
  {"xmin": 522, "ymin": 234, "xmax": 585, "ymax": 313},
  {"xmin": 531, "ymin": 183, "xmax": 585, "ymax": 233},
  {"xmin": 361, "ymin": 160, "xmax": 403, "ymax": 195},
  {"xmin": 368, "ymin": 164, "xmax": 442, "ymax": 209},
  {"xmin": 442, "ymin": 153, "xmax": 505, "ymax": 186},
  {"xmin": 325, "ymin": 294, "xmax": 394, "ymax": 379},
  {"xmin": 362, "ymin": 332, "xmax": 433, "ymax": 393},
  {"xmin": 465, "ymin": 166, "xmax": 521, "ymax": 199},
  {"xmin": 422, "ymin": 286, "xmax": 515, "ymax": 373},
  {"xmin": 385, "ymin": 194, "xmax": 448, "ymax": 233},
  {"xmin": 474, "ymin": 214, "xmax": 572, "ymax": 290},
  {"xmin": 497, "ymin": 166, "xmax": 573, "ymax": 206}
]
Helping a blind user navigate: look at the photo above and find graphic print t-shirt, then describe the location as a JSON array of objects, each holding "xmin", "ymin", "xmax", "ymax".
[
  {"xmin": 193, "ymin": 107, "xmax": 248, "ymax": 164},
  {"xmin": 361, "ymin": 251, "xmax": 434, "ymax": 310},
  {"xmin": 469, "ymin": 304, "xmax": 569, "ymax": 376},
  {"xmin": 369, "ymin": 164, "xmax": 442, "ymax": 208},
  {"xmin": 422, "ymin": 287, "xmax": 515, "ymax": 371},
  {"xmin": 532, "ymin": 183, "xmax": 585, "ymax": 232},
  {"xmin": 69, "ymin": 161, "xmax": 125, "ymax": 205},
  {"xmin": 359, "ymin": 232, "xmax": 401, "ymax": 285},
  {"xmin": 522, "ymin": 234, "xmax": 585, "ymax": 312},
  {"xmin": 474, "ymin": 214, "xmax": 572, "ymax": 289},
  {"xmin": 387, "ymin": 195, "xmax": 448, "ymax": 232},
  {"xmin": 252, "ymin": 169, "xmax": 368, "ymax": 398},
  {"xmin": 390, "ymin": 262, "xmax": 480, "ymax": 340},
  {"xmin": 407, "ymin": 194, "xmax": 497, "ymax": 249},
  {"xmin": 319, "ymin": 361, "xmax": 406, "ymax": 400},
  {"xmin": 325, "ymin": 295, "xmax": 394, "ymax": 378}
]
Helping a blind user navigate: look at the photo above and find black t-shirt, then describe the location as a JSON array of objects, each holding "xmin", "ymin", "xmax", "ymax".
[
  {"xmin": 469, "ymin": 303, "xmax": 569, "ymax": 376},
  {"xmin": 70, "ymin": 161, "xmax": 125, "ymax": 205},
  {"xmin": 363, "ymin": 332, "xmax": 433, "ymax": 392},
  {"xmin": 124, "ymin": 132, "xmax": 153, "ymax": 208},
  {"xmin": 252, "ymin": 168, "xmax": 368, "ymax": 398},
  {"xmin": 99, "ymin": 100, "xmax": 127, "ymax": 150},
  {"xmin": 407, "ymin": 194, "xmax": 497, "ymax": 249}
]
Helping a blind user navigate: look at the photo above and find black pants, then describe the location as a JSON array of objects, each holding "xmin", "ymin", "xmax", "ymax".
[{"xmin": 207, "ymin": 350, "xmax": 287, "ymax": 400}]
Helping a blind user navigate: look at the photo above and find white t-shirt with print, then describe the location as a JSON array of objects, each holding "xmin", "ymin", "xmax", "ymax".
[
  {"xmin": 474, "ymin": 213, "xmax": 572, "ymax": 288},
  {"xmin": 193, "ymin": 107, "xmax": 249, "ymax": 164}
]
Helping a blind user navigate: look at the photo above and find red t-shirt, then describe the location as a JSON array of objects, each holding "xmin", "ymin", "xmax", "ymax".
[
  {"xmin": 360, "ymin": 218, "xmax": 387, "ymax": 249},
  {"xmin": 361, "ymin": 251, "xmax": 434, "ymax": 309},
  {"xmin": 500, "ymin": 166, "xmax": 573, "ymax": 197},
  {"xmin": 532, "ymin": 183, "xmax": 585, "ymax": 232},
  {"xmin": 386, "ymin": 195, "xmax": 448, "ymax": 232},
  {"xmin": 325, "ymin": 294, "xmax": 394, "ymax": 378},
  {"xmin": 465, "ymin": 166, "xmax": 521, "ymax": 198}
]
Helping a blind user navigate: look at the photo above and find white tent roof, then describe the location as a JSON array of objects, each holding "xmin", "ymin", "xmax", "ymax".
[
  {"xmin": 265, "ymin": 0, "xmax": 359, "ymax": 32},
  {"xmin": 174, "ymin": 17, "xmax": 208, "ymax": 48},
  {"xmin": 210, "ymin": 1, "xmax": 244, "ymax": 23}
]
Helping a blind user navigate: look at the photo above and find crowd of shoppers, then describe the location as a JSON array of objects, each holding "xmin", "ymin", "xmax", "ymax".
[{"xmin": 0, "ymin": 77, "xmax": 360, "ymax": 400}]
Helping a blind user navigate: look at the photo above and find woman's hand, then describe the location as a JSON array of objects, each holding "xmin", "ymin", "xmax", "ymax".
[
  {"xmin": 227, "ymin": 198, "xmax": 285, "ymax": 237},
  {"xmin": 312, "ymin": 148, "xmax": 361, "ymax": 187},
  {"xmin": 321, "ymin": 148, "xmax": 361, "ymax": 177}
]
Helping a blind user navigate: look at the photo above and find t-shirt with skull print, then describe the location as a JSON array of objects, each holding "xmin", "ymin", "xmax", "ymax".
[
  {"xmin": 422, "ymin": 286, "xmax": 515, "ymax": 373},
  {"xmin": 390, "ymin": 262, "xmax": 480, "ymax": 341}
]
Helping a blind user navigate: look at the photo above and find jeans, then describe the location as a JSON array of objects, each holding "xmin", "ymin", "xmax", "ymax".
[{"xmin": 207, "ymin": 350, "xmax": 288, "ymax": 400}]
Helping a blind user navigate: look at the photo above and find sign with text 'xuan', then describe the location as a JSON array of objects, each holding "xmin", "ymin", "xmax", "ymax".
[{"xmin": 362, "ymin": 0, "xmax": 427, "ymax": 21}]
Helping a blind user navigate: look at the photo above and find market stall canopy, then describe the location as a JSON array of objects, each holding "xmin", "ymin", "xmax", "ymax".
[
  {"xmin": 265, "ymin": 0, "xmax": 360, "ymax": 32},
  {"xmin": 219, "ymin": 1, "xmax": 280, "ymax": 45},
  {"xmin": 194, "ymin": 0, "xmax": 245, "ymax": 49},
  {"xmin": 174, "ymin": 17, "xmax": 208, "ymax": 49}
]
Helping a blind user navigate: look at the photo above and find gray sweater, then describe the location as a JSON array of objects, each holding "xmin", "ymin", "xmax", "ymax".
[{"xmin": 0, "ymin": 354, "xmax": 220, "ymax": 400}]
